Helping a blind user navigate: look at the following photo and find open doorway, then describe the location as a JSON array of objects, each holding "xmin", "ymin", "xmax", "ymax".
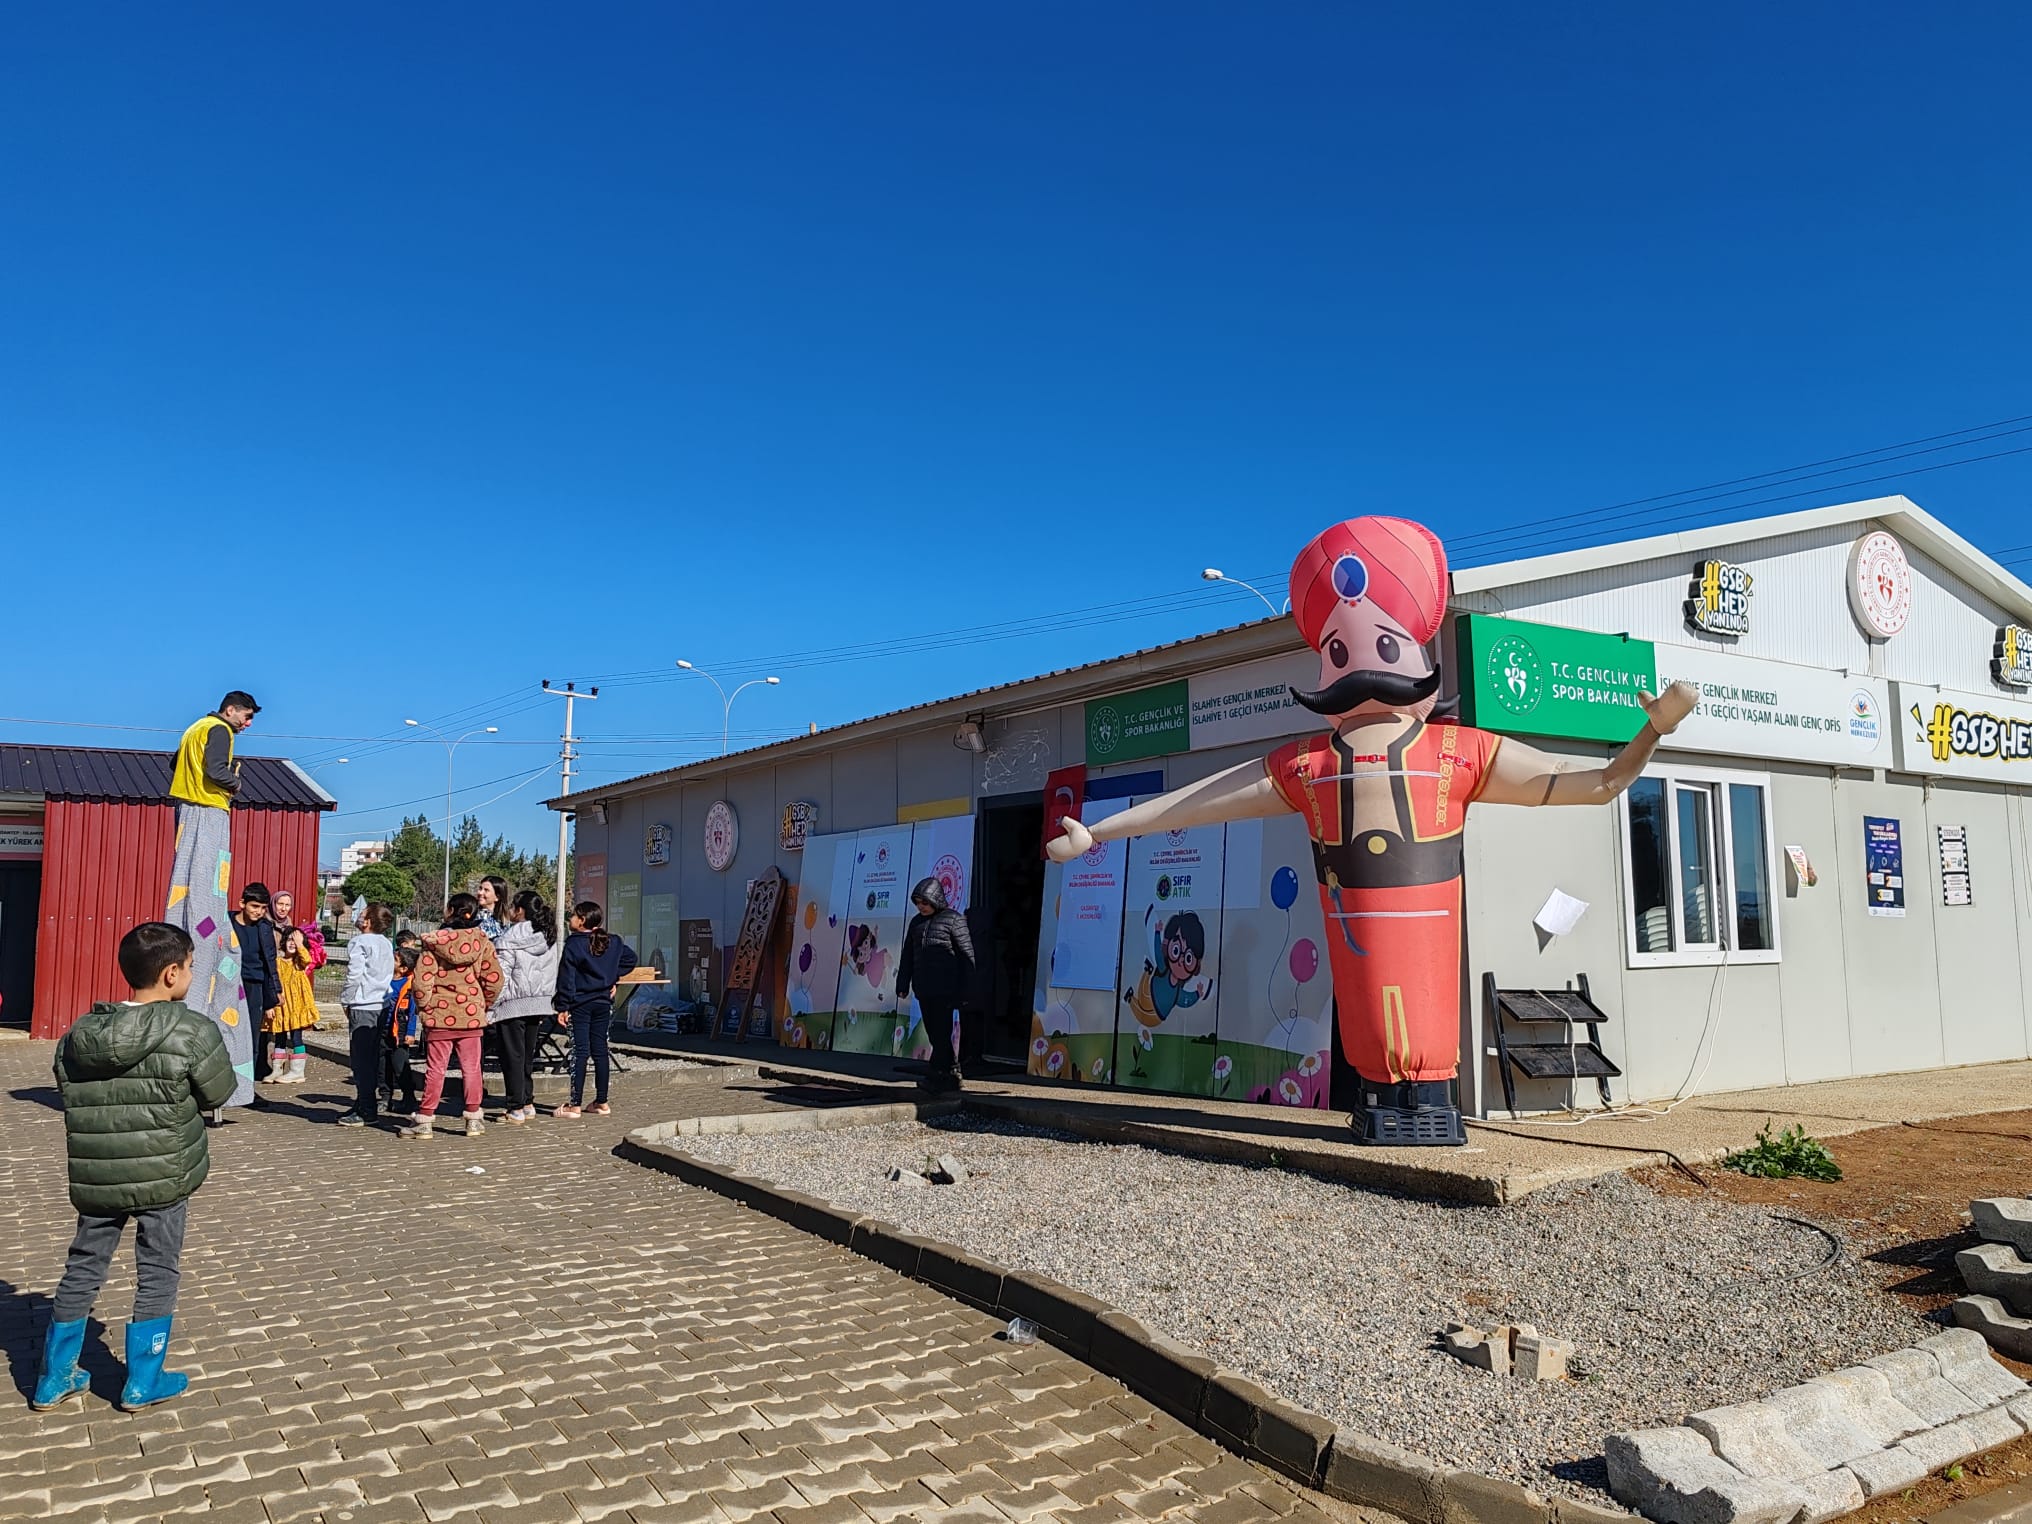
[
  {"xmin": 0, "ymin": 861, "xmax": 40, "ymax": 1030},
  {"xmin": 971, "ymin": 795, "xmax": 1045, "ymax": 1065}
]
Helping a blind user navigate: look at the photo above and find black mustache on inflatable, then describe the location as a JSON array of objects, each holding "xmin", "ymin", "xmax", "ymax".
[{"xmin": 1289, "ymin": 666, "xmax": 1442, "ymax": 715}]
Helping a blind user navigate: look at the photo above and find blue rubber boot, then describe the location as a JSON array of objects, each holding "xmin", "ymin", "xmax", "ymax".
[
  {"xmin": 30, "ymin": 1318, "xmax": 89, "ymax": 1410},
  {"xmin": 119, "ymin": 1317, "xmax": 187, "ymax": 1411}
]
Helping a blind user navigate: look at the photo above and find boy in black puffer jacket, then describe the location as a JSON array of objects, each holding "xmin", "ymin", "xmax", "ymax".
[
  {"xmin": 33, "ymin": 922, "xmax": 235, "ymax": 1412},
  {"xmin": 897, "ymin": 877, "xmax": 977, "ymax": 1094}
]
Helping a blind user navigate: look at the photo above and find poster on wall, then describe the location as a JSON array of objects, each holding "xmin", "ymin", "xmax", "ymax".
[
  {"xmin": 1112, "ymin": 824, "xmax": 1227, "ymax": 1097},
  {"xmin": 831, "ymin": 827, "xmax": 915, "ymax": 1055},
  {"xmin": 1864, "ymin": 816, "xmax": 1906, "ymax": 918},
  {"xmin": 575, "ymin": 853, "xmax": 607, "ymax": 907},
  {"xmin": 1938, "ymin": 825, "xmax": 1972, "ymax": 907},
  {"xmin": 607, "ymin": 872, "xmax": 642, "ymax": 946},
  {"xmin": 784, "ymin": 832, "xmax": 853, "ymax": 1051},
  {"xmin": 898, "ymin": 815, "xmax": 975, "ymax": 1060},
  {"xmin": 1209, "ymin": 815, "xmax": 1333, "ymax": 1108},
  {"xmin": 1030, "ymin": 798, "xmax": 1138, "ymax": 1084},
  {"xmin": 641, "ymin": 893, "xmax": 679, "ymax": 980},
  {"xmin": 679, "ymin": 919, "xmax": 718, "ymax": 1006}
]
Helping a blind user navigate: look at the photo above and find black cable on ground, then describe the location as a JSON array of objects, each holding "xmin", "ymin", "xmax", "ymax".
[{"xmin": 1467, "ymin": 1120, "xmax": 1710, "ymax": 1190}]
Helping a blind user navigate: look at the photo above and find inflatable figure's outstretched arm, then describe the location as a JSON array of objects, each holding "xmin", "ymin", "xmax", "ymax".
[
  {"xmin": 1477, "ymin": 681, "xmax": 1700, "ymax": 808},
  {"xmin": 1046, "ymin": 758, "xmax": 1285, "ymax": 864}
]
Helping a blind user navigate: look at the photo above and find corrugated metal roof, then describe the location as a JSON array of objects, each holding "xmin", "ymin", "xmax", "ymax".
[
  {"xmin": 0, "ymin": 744, "xmax": 332, "ymax": 809},
  {"xmin": 545, "ymin": 613, "xmax": 1304, "ymax": 809}
]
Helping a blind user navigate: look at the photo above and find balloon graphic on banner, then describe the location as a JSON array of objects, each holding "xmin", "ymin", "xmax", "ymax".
[
  {"xmin": 798, "ymin": 943, "xmax": 813, "ymax": 973},
  {"xmin": 1271, "ymin": 866, "xmax": 1300, "ymax": 911},
  {"xmin": 804, "ymin": 901, "xmax": 818, "ymax": 930},
  {"xmin": 1289, "ymin": 938, "xmax": 1319, "ymax": 984}
]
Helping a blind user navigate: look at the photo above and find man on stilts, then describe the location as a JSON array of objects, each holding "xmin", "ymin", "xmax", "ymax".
[{"xmin": 166, "ymin": 692, "xmax": 262, "ymax": 1118}]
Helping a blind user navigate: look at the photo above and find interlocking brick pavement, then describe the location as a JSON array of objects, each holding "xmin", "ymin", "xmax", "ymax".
[{"xmin": 0, "ymin": 1042, "xmax": 1356, "ymax": 1523}]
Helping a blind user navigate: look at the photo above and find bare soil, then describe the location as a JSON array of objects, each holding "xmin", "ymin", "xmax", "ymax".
[{"xmin": 1642, "ymin": 1111, "xmax": 2032, "ymax": 1523}]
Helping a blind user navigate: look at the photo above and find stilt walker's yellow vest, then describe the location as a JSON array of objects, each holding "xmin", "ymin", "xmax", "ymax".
[{"xmin": 170, "ymin": 715, "xmax": 234, "ymax": 809}]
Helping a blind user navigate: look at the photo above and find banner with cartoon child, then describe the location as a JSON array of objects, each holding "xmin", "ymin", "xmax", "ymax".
[
  {"xmin": 831, "ymin": 826, "xmax": 914, "ymax": 1054},
  {"xmin": 1111, "ymin": 823, "xmax": 1226, "ymax": 1096}
]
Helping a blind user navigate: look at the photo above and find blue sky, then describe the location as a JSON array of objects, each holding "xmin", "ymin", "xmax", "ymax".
[{"xmin": 4, "ymin": 5, "xmax": 2029, "ymax": 860}]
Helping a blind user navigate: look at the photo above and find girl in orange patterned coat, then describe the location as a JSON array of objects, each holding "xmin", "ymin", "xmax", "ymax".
[{"xmin": 398, "ymin": 892, "xmax": 504, "ymax": 1141}]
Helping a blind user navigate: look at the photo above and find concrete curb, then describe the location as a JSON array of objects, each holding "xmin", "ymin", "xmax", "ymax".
[
  {"xmin": 960, "ymin": 1092, "xmax": 1516, "ymax": 1206},
  {"xmin": 618, "ymin": 1114, "xmax": 1625, "ymax": 1523}
]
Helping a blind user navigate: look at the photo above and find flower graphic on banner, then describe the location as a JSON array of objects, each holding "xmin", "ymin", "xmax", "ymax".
[
  {"xmin": 1279, "ymin": 1076, "xmax": 1304, "ymax": 1105},
  {"xmin": 1212, "ymin": 1054, "xmax": 1234, "ymax": 1095}
]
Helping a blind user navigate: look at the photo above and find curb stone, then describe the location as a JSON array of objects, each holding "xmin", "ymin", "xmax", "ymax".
[{"xmin": 617, "ymin": 1118, "xmax": 1617, "ymax": 1523}]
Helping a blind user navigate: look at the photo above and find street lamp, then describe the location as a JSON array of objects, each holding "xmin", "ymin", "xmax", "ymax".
[
  {"xmin": 675, "ymin": 660, "xmax": 782, "ymax": 755},
  {"xmin": 404, "ymin": 719, "xmax": 498, "ymax": 906},
  {"xmin": 1201, "ymin": 568, "xmax": 1287, "ymax": 617}
]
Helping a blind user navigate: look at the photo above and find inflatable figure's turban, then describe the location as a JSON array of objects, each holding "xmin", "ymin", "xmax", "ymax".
[{"xmin": 1287, "ymin": 516, "xmax": 1449, "ymax": 653}]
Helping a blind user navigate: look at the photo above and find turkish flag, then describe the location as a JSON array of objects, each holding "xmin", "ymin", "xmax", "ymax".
[{"xmin": 1041, "ymin": 765, "xmax": 1087, "ymax": 860}]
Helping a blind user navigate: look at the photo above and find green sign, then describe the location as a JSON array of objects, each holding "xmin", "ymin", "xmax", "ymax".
[
  {"xmin": 1457, "ymin": 614, "xmax": 1657, "ymax": 744},
  {"xmin": 1085, "ymin": 679, "xmax": 1189, "ymax": 763}
]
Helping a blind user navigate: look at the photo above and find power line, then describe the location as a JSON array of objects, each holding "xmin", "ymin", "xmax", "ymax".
[
  {"xmin": 1444, "ymin": 412, "xmax": 2032, "ymax": 560},
  {"xmin": 1453, "ymin": 440, "xmax": 2032, "ymax": 568}
]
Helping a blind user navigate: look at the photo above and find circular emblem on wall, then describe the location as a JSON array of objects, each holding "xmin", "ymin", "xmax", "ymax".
[
  {"xmin": 1848, "ymin": 531, "xmax": 1912, "ymax": 638},
  {"xmin": 1089, "ymin": 703, "xmax": 1121, "ymax": 758},
  {"xmin": 1484, "ymin": 632, "xmax": 1546, "ymax": 718},
  {"xmin": 932, "ymin": 852, "xmax": 965, "ymax": 907},
  {"xmin": 702, "ymin": 801, "xmax": 738, "ymax": 872}
]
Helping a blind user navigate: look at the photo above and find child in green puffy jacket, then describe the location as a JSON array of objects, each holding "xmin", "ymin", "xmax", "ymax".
[{"xmin": 32, "ymin": 922, "xmax": 235, "ymax": 1413}]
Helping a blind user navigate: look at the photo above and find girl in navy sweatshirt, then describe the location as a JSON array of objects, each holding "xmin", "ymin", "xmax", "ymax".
[{"xmin": 552, "ymin": 901, "xmax": 638, "ymax": 1117}]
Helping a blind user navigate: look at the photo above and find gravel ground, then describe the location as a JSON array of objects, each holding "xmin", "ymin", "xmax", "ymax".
[
  {"xmin": 616, "ymin": 1054, "xmax": 711, "ymax": 1071},
  {"xmin": 678, "ymin": 1114, "xmax": 1930, "ymax": 1498}
]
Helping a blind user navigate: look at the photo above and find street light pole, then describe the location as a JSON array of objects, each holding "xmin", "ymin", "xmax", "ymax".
[
  {"xmin": 1200, "ymin": 568, "xmax": 1287, "ymax": 617},
  {"xmin": 404, "ymin": 720, "xmax": 498, "ymax": 909},
  {"xmin": 675, "ymin": 661, "xmax": 782, "ymax": 754},
  {"xmin": 541, "ymin": 681, "xmax": 599, "ymax": 932}
]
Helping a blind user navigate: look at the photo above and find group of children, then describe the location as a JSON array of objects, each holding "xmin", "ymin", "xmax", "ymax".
[
  {"xmin": 329, "ymin": 878, "xmax": 641, "ymax": 1138},
  {"xmin": 29, "ymin": 885, "xmax": 640, "ymax": 1413}
]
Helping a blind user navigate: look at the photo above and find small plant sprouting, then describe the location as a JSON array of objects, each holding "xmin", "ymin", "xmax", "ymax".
[{"xmin": 1720, "ymin": 1121, "xmax": 1842, "ymax": 1182}]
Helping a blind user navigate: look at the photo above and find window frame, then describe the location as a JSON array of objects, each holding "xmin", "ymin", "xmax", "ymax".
[{"xmin": 1617, "ymin": 761, "xmax": 1783, "ymax": 969}]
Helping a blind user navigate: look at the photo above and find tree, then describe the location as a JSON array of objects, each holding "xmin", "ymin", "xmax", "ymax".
[
  {"xmin": 342, "ymin": 861, "xmax": 415, "ymax": 912},
  {"xmin": 376, "ymin": 812, "xmax": 565, "ymax": 920}
]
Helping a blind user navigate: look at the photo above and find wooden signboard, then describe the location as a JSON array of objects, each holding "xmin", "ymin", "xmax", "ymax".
[{"xmin": 718, "ymin": 868, "xmax": 787, "ymax": 1041}]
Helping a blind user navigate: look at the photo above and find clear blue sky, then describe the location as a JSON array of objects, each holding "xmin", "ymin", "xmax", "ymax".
[{"xmin": 4, "ymin": 5, "xmax": 2029, "ymax": 862}]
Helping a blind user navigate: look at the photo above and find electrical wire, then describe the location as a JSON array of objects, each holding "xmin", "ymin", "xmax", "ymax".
[{"xmin": 1443, "ymin": 412, "xmax": 2032, "ymax": 562}]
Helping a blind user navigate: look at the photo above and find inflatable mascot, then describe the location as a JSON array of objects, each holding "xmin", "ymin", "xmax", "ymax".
[{"xmin": 1047, "ymin": 516, "xmax": 1697, "ymax": 1145}]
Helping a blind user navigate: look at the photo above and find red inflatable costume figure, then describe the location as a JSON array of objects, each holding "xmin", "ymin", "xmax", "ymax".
[{"xmin": 1048, "ymin": 515, "xmax": 1695, "ymax": 1144}]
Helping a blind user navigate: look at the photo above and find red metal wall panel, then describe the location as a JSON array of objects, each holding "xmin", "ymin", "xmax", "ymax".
[{"xmin": 32, "ymin": 802, "xmax": 322, "ymax": 1039}]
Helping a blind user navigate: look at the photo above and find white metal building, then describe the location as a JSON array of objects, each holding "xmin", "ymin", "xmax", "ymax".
[{"xmin": 557, "ymin": 495, "xmax": 2032, "ymax": 1118}]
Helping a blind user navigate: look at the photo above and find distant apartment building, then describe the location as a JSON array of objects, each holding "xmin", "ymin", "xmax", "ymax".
[{"xmin": 339, "ymin": 839, "xmax": 389, "ymax": 876}]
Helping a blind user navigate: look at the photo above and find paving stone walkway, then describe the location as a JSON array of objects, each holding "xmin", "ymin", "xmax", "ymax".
[{"xmin": 0, "ymin": 1040, "xmax": 1349, "ymax": 1524}]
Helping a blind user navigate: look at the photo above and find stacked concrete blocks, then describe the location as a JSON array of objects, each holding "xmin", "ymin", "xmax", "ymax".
[
  {"xmin": 1606, "ymin": 1330, "xmax": 2031, "ymax": 1524},
  {"xmin": 1955, "ymin": 1197, "xmax": 2032, "ymax": 1359}
]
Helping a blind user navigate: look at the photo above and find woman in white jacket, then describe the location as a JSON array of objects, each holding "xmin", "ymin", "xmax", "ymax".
[{"xmin": 492, "ymin": 890, "xmax": 561, "ymax": 1124}]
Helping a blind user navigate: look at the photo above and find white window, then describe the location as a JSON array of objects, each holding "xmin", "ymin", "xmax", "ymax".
[{"xmin": 1619, "ymin": 764, "xmax": 1780, "ymax": 967}]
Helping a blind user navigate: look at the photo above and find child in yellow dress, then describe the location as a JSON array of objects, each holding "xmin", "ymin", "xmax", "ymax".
[{"xmin": 266, "ymin": 893, "xmax": 325, "ymax": 1084}]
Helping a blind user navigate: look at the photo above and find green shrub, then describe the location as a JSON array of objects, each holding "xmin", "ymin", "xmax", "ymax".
[{"xmin": 1720, "ymin": 1121, "xmax": 1842, "ymax": 1182}]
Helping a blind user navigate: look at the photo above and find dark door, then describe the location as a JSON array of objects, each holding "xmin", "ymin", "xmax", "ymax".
[
  {"xmin": 0, "ymin": 861, "xmax": 40, "ymax": 1029},
  {"xmin": 970, "ymin": 797, "xmax": 1045, "ymax": 1064}
]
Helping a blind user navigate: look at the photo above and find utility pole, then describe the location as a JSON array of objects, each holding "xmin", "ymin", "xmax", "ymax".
[{"xmin": 541, "ymin": 681, "xmax": 599, "ymax": 934}]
